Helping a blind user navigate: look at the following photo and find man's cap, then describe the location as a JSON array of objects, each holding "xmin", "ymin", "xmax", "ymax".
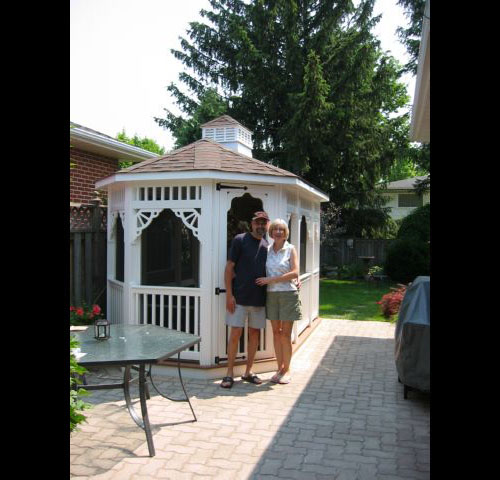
[{"xmin": 252, "ymin": 211, "xmax": 270, "ymax": 221}]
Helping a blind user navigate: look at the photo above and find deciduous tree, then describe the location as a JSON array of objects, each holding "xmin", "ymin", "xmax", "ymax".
[
  {"xmin": 116, "ymin": 130, "xmax": 165, "ymax": 155},
  {"xmin": 116, "ymin": 131, "xmax": 166, "ymax": 169}
]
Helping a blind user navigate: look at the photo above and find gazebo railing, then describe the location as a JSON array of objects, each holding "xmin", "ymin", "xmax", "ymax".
[
  {"xmin": 108, "ymin": 279, "xmax": 124, "ymax": 325},
  {"xmin": 311, "ymin": 271, "xmax": 319, "ymax": 320},
  {"xmin": 292, "ymin": 270, "xmax": 320, "ymax": 342},
  {"xmin": 131, "ymin": 285, "xmax": 202, "ymax": 360},
  {"xmin": 297, "ymin": 273, "xmax": 312, "ymax": 337}
]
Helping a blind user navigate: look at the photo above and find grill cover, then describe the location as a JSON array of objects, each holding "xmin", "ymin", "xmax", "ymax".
[{"xmin": 394, "ymin": 276, "xmax": 430, "ymax": 392}]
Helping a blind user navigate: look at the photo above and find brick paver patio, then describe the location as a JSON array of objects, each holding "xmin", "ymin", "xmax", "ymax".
[{"xmin": 70, "ymin": 318, "xmax": 430, "ymax": 479}]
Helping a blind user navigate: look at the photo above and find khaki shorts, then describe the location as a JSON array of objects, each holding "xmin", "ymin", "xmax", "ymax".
[
  {"xmin": 225, "ymin": 304, "xmax": 267, "ymax": 329},
  {"xmin": 266, "ymin": 291, "xmax": 302, "ymax": 321}
]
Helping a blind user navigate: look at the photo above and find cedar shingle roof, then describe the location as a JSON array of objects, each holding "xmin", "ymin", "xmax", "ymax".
[
  {"xmin": 119, "ymin": 139, "xmax": 297, "ymax": 178},
  {"xmin": 200, "ymin": 115, "xmax": 250, "ymax": 130}
]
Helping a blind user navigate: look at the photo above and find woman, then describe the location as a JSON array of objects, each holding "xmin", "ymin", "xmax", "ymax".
[{"xmin": 256, "ymin": 218, "xmax": 302, "ymax": 384}]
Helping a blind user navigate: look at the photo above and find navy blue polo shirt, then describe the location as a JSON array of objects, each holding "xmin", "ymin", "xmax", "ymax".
[{"xmin": 228, "ymin": 232, "xmax": 268, "ymax": 306}]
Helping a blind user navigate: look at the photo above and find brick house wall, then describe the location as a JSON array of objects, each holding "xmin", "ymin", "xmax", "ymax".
[{"xmin": 70, "ymin": 148, "xmax": 120, "ymax": 204}]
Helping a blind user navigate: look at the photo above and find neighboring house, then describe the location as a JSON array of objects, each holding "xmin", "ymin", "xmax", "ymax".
[
  {"xmin": 381, "ymin": 176, "xmax": 430, "ymax": 220},
  {"xmin": 409, "ymin": 0, "xmax": 430, "ymax": 143},
  {"xmin": 70, "ymin": 123, "xmax": 159, "ymax": 309},
  {"xmin": 70, "ymin": 122, "xmax": 158, "ymax": 205}
]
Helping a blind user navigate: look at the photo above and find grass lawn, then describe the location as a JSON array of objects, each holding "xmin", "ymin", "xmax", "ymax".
[{"xmin": 319, "ymin": 278, "xmax": 398, "ymax": 323}]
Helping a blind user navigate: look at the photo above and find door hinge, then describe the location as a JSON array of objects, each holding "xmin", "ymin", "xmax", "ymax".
[
  {"xmin": 216, "ymin": 183, "xmax": 248, "ymax": 191},
  {"xmin": 215, "ymin": 288, "xmax": 227, "ymax": 295}
]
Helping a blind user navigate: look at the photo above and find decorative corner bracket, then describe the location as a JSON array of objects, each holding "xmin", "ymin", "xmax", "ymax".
[
  {"xmin": 108, "ymin": 210, "xmax": 126, "ymax": 240},
  {"xmin": 306, "ymin": 217, "xmax": 313, "ymax": 240},
  {"xmin": 108, "ymin": 211, "xmax": 119, "ymax": 240},
  {"xmin": 132, "ymin": 209, "xmax": 163, "ymax": 242},
  {"xmin": 172, "ymin": 209, "xmax": 200, "ymax": 239}
]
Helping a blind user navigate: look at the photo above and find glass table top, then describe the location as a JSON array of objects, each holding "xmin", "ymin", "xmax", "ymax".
[{"xmin": 71, "ymin": 324, "xmax": 201, "ymax": 366}]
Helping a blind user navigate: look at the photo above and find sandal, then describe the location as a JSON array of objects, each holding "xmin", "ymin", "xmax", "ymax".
[
  {"xmin": 241, "ymin": 374, "xmax": 262, "ymax": 385},
  {"xmin": 270, "ymin": 372, "xmax": 283, "ymax": 384},
  {"xmin": 220, "ymin": 376, "xmax": 234, "ymax": 388},
  {"xmin": 278, "ymin": 375, "xmax": 291, "ymax": 384}
]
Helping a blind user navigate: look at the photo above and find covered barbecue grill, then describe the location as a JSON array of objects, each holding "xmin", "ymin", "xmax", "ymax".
[{"xmin": 394, "ymin": 276, "xmax": 430, "ymax": 399}]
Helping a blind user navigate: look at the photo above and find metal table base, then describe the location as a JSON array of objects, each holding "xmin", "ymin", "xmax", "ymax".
[{"xmin": 83, "ymin": 352, "xmax": 197, "ymax": 457}]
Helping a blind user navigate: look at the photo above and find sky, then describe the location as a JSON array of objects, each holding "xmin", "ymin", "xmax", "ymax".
[{"xmin": 70, "ymin": 0, "xmax": 415, "ymax": 152}]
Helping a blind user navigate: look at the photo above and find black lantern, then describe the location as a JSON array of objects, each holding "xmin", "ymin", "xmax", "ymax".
[{"xmin": 94, "ymin": 318, "xmax": 111, "ymax": 340}]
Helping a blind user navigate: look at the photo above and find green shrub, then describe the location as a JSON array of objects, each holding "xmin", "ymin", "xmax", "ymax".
[
  {"xmin": 397, "ymin": 204, "xmax": 430, "ymax": 243},
  {"xmin": 338, "ymin": 262, "xmax": 365, "ymax": 280},
  {"xmin": 368, "ymin": 265, "xmax": 384, "ymax": 276},
  {"xmin": 384, "ymin": 238, "xmax": 429, "ymax": 284},
  {"xmin": 70, "ymin": 335, "xmax": 91, "ymax": 433}
]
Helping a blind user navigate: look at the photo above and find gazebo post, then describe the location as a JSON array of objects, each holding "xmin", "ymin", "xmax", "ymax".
[
  {"xmin": 123, "ymin": 186, "xmax": 134, "ymax": 325},
  {"xmin": 106, "ymin": 190, "xmax": 115, "ymax": 324},
  {"xmin": 289, "ymin": 213, "xmax": 300, "ymax": 344},
  {"xmin": 198, "ymin": 183, "xmax": 214, "ymax": 366}
]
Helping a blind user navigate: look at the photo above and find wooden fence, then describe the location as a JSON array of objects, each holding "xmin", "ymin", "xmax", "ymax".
[
  {"xmin": 320, "ymin": 237, "xmax": 394, "ymax": 268},
  {"xmin": 70, "ymin": 199, "xmax": 107, "ymax": 315}
]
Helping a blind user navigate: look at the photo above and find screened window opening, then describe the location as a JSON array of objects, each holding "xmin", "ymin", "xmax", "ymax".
[
  {"xmin": 115, "ymin": 216, "xmax": 124, "ymax": 282},
  {"xmin": 141, "ymin": 209, "xmax": 200, "ymax": 287},
  {"xmin": 398, "ymin": 193, "xmax": 423, "ymax": 208},
  {"xmin": 300, "ymin": 216, "xmax": 307, "ymax": 275},
  {"xmin": 226, "ymin": 193, "xmax": 263, "ymax": 253}
]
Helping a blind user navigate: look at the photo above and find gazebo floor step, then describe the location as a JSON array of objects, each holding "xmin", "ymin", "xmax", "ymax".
[{"xmin": 157, "ymin": 317, "xmax": 322, "ymax": 371}]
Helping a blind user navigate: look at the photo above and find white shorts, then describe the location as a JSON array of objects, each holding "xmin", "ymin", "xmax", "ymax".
[{"xmin": 225, "ymin": 304, "xmax": 266, "ymax": 329}]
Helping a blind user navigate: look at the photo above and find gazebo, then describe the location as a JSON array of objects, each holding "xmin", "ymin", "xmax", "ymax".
[{"xmin": 95, "ymin": 115, "xmax": 329, "ymax": 375}]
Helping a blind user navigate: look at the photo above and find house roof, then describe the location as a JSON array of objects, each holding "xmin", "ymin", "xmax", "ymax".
[
  {"xmin": 409, "ymin": 0, "xmax": 430, "ymax": 142},
  {"xmin": 70, "ymin": 122, "xmax": 159, "ymax": 162},
  {"xmin": 200, "ymin": 115, "xmax": 250, "ymax": 131},
  {"xmin": 119, "ymin": 138, "xmax": 297, "ymax": 178},
  {"xmin": 384, "ymin": 175, "xmax": 429, "ymax": 190},
  {"xmin": 71, "ymin": 122, "xmax": 122, "ymax": 142}
]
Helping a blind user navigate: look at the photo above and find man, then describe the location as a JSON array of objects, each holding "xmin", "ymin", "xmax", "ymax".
[{"xmin": 220, "ymin": 211, "xmax": 270, "ymax": 388}]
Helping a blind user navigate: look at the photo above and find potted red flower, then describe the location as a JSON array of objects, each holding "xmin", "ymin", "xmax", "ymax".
[{"xmin": 70, "ymin": 303, "xmax": 104, "ymax": 326}]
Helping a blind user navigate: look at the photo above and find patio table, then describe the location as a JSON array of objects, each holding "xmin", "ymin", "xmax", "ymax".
[{"xmin": 72, "ymin": 324, "xmax": 201, "ymax": 457}]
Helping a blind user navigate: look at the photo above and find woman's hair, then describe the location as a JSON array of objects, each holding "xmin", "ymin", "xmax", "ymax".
[{"xmin": 269, "ymin": 218, "xmax": 290, "ymax": 240}]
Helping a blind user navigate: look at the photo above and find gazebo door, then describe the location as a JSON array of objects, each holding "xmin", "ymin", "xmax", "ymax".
[{"xmin": 214, "ymin": 185, "xmax": 275, "ymax": 365}]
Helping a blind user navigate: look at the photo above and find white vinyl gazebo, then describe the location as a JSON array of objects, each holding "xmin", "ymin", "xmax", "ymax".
[{"xmin": 96, "ymin": 115, "xmax": 329, "ymax": 373}]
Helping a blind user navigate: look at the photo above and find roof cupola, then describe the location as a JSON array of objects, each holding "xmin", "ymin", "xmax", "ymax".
[{"xmin": 201, "ymin": 115, "xmax": 253, "ymax": 158}]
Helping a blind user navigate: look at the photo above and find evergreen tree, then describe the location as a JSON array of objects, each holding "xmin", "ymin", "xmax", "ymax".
[
  {"xmin": 395, "ymin": 0, "xmax": 430, "ymax": 194},
  {"xmin": 396, "ymin": 0, "xmax": 427, "ymax": 75},
  {"xmin": 383, "ymin": 122, "xmax": 429, "ymax": 182},
  {"xmin": 155, "ymin": 87, "xmax": 228, "ymax": 149},
  {"xmin": 157, "ymin": 0, "xmax": 412, "ymax": 235}
]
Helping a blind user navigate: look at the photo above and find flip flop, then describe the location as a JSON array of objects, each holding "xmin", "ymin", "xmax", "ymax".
[
  {"xmin": 241, "ymin": 374, "xmax": 262, "ymax": 385},
  {"xmin": 220, "ymin": 376, "xmax": 234, "ymax": 388}
]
